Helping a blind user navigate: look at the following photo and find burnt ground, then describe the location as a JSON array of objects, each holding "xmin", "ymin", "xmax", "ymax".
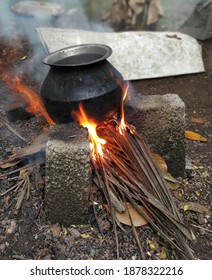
[{"xmin": 0, "ymin": 35, "xmax": 211, "ymax": 260}]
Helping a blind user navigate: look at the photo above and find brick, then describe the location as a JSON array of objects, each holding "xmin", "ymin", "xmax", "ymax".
[
  {"xmin": 45, "ymin": 123, "xmax": 91, "ymax": 226},
  {"xmin": 125, "ymin": 93, "xmax": 185, "ymax": 177}
]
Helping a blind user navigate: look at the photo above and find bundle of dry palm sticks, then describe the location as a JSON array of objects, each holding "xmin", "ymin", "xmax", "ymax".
[{"xmin": 90, "ymin": 117, "xmax": 195, "ymax": 260}]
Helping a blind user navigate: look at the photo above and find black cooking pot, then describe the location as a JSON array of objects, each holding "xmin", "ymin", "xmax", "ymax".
[{"xmin": 40, "ymin": 44, "xmax": 124, "ymax": 123}]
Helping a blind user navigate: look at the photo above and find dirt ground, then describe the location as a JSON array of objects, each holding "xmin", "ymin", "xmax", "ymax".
[
  {"xmin": 0, "ymin": 23, "xmax": 211, "ymax": 260},
  {"xmin": 0, "ymin": 37, "xmax": 211, "ymax": 260}
]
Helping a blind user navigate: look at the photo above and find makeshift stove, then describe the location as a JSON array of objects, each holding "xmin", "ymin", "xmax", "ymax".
[
  {"xmin": 0, "ymin": 41, "xmax": 192, "ymax": 259},
  {"xmin": 45, "ymin": 94, "xmax": 186, "ymax": 223},
  {"xmin": 37, "ymin": 44, "xmax": 193, "ymax": 259}
]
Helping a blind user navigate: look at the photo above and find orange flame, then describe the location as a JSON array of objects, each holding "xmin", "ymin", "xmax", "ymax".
[
  {"xmin": 0, "ymin": 71, "xmax": 55, "ymax": 126},
  {"xmin": 73, "ymin": 103, "xmax": 106, "ymax": 159},
  {"xmin": 108, "ymin": 69, "xmax": 129, "ymax": 133},
  {"xmin": 0, "ymin": 35, "xmax": 55, "ymax": 126},
  {"xmin": 119, "ymin": 81, "xmax": 129, "ymax": 133}
]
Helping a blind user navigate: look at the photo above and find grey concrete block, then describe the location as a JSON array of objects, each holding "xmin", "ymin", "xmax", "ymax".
[
  {"xmin": 45, "ymin": 123, "xmax": 91, "ymax": 226},
  {"xmin": 125, "ymin": 94, "xmax": 185, "ymax": 177}
]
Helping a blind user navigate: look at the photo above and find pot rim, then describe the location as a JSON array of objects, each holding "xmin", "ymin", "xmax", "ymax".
[{"xmin": 42, "ymin": 44, "xmax": 112, "ymax": 67}]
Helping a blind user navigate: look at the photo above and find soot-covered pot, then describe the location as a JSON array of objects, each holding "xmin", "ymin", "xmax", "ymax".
[{"xmin": 40, "ymin": 44, "xmax": 124, "ymax": 123}]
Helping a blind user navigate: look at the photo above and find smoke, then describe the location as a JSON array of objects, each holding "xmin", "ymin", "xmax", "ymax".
[
  {"xmin": 0, "ymin": 0, "xmax": 115, "ymax": 126},
  {"xmin": 0, "ymin": 0, "xmax": 112, "ymax": 41},
  {"xmin": 0, "ymin": 0, "xmax": 113, "ymax": 85}
]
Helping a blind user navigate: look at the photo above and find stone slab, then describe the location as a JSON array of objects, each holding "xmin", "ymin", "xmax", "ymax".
[
  {"xmin": 37, "ymin": 28, "xmax": 205, "ymax": 80},
  {"xmin": 126, "ymin": 93, "xmax": 185, "ymax": 177},
  {"xmin": 45, "ymin": 123, "xmax": 90, "ymax": 226}
]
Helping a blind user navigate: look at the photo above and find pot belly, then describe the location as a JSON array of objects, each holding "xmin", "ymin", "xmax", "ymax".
[{"xmin": 42, "ymin": 88, "xmax": 122, "ymax": 124}]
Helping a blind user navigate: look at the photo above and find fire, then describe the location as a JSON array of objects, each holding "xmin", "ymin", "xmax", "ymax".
[
  {"xmin": 73, "ymin": 104, "xmax": 106, "ymax": 159},
  {"xmin": 108, "ymin": 69, "xmax": 130, "ymax": 133},
  {"xmin": 72, "ymin": 81, "xmax": 130, "ymax": 159},
  {"xmin": 119, "ymin": 81, "xmax": 129, "ymax": 133},
  {"xmin": 13, "ymin": 77, "xmax": 55, "ymax": 125},
  {"xmin": 0, "ymin": 35, "xmax": 55, "ymax": 126},
  {"xmin": 0, "ymin": 71, "xmax": 55, "ymax": 126}
]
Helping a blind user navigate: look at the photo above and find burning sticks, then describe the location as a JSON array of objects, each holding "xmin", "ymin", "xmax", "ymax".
[{"xmin": 75, "ymin": 108, "xmax": 195, "ymax": 259}]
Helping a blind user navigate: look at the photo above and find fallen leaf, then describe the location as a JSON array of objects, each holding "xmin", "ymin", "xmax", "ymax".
[
  {"xmin": 185, "ymin": 130, "xmax": 208, "ymax": 142},
  {"xmin": 201, "ymin": 171, "xmax": 209, "ymax": 178},
  {"xmin": 183, "ymin": 204, "xmax": 189, "ymax": 211},
  {"xmin": 148, "ymin": 239, "xmax": 159, "ymax": 252},
  {"xmin": 6, "ymin": 220, "xmax": 17, "ymax": 234},
  {"xmin": 179, "ymin": 202, "xmax": 209, "ymax": 214},
  {"xmin": 193, "ymin": 165, "xmax": 204, "ymax": 170},
  {"xmin": 152, "ymin": 153, "xmax": 168, "ymax": 173},
  {"xmin": 62, "ymin": 226, "xmax": 68, "ymax": 235},
  {"xmin": 50, "ymin": 223, "xmax": 61, "ymax": 237},
  {"xmin": 80, "ymin": 233, "xmax": 90, "ymax": 239},
  {"xmin": 149, "ymin": 243, "xmax": 155, "ymax": 250},
  {"xmin": 195, "ymin": 190, "xmax": 201, "ymax": 197},
  {"xmin": 160, "ymin": 247, "xmax": 167, "ymax": 260},
  {"xmin": 115, "ymin": 202, "xmax": 153, "ymax": 227},
  {"xmin": 98, "ymin": 234, "xmax": 103, "ymax": 240},
  {"xmin": 163, "ymin": 173, "xmax": 178, "ymax": 183},
  {"xmin": 191, "ymin": 117, "xmax": 205, "ymax": 125},
  {"xmin": 167, "ymin": 182, "xmax": 180, "ymax": 191}
]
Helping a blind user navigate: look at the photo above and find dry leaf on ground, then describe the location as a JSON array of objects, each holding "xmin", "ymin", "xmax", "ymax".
[
  {"xmin": 50, "ymin": 224, "xmax": 61, "ymax": 237},
  {"xmin": 160, "ymin": 247, "xmax": 167, "ymax": 260},
  {"xmin": 152, "ymin": 153, "xmax": 168, "ymax": 173},
  {"xmin": 167, "ymin": 181, "xmax": 180, "ymax": 191},
  {"xmin": 179, "ymin": 202, "xmax": 210, "ymax": 214},
  {"xmin": 191, "ymin": 117, "xmax": 206, "ymax": 125},
  {"xmin": 6, "ymin": 220, "xmax": 17, "ymax": 234},
  {"xmin": 185, "ymin": 130, "xmax": 208, "ymax": 142},
  {"xmin": 80, "ymin": 233, "xmax": 90, "ymax": 239},
  {"xmin": 115, "ymin": 203, "xmax": 153, "ymax": 227}
]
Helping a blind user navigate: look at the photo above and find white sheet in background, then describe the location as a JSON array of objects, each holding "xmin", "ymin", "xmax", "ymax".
[{"xmin": 37, "ymin": 28, "xmax": 205, "ymax": 80}]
